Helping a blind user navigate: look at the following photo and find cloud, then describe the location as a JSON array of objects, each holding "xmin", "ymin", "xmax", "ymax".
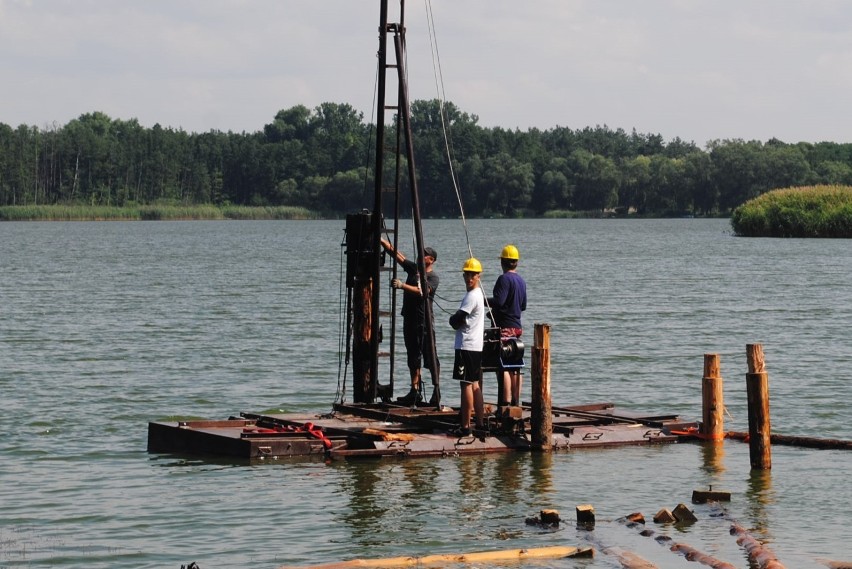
[{"xmin": 2, "ymin": 0, "xmax": 852, "ymax": 144}]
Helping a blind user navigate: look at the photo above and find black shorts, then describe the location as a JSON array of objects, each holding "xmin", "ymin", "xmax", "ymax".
[
  {"xmin": 452, "ymin": 349, "xmax": 482, "ymax": 384},
  {"xmin": 403, "ymin": 319, "xmax": 438, "ymax": 372}
]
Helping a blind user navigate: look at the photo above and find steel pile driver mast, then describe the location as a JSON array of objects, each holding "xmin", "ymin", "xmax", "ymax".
[{"xmin": 344, "ymin": 0, "xmax": 438, "ymax": 406}]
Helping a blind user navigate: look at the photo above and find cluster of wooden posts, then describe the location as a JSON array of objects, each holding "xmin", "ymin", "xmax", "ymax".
[
  {"xmin": 526, "ymin": 327, "xmax": 850, "ymax": 456},
  {"xmin": 277, "ymin": 329, "xmax": 851, "ymax": 569},
  {"xmin": 524, "ymin": 325, "xmax": 775, "ymax": 460},
  {"xmin": 703, "ymin": 344, "xmax": 773, "ymax": 469},
  {"xmin": 701, "ymin": 344, "xmax": 851, "ymax": 454}
]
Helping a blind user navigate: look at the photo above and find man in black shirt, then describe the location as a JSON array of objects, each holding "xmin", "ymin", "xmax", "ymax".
[{"xmin": 381, "ymin": 239, "xmax": 440, "ymax": 406}]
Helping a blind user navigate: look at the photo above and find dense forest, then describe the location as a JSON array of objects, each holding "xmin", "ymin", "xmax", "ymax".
[{"xmin": 3, "ymin": 101, "xmax": 852, "ymax": 217}]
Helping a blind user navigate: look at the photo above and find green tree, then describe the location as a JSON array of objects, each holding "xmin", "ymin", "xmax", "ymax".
[
  {"xmin": 620, "ymin": 155, "xmax": 652, "ymax": 214},
  {"xmin": 534, "ymin": 168, "xmax": 571, "ymax": 213},
  {"xmin": 14, "ymin": 124, "xmax": 40, "ymax": 204},
  {"xmin": 320, "ymin": 168, "xmax": 369, "ymax": 214},
  {"xmin": 476, "ymin": 152, "xmax": 534, "ymax": 217},
  {"xmin": 308, "ymin": 102, "xmax": 367, "ymax": 176},
  {"xmin": 455, "ymin": 154, "xmax": 483, "ymax": 217},
  {"xmin": 683, "ymin": 151, "xmax": 717, "ymax": 215},
  {"xmin": 760, "ymin": 144, "xmax": 813, "ymax": 192},
  {"xmin": 301, "ymin": 175, "xmax": 330, "ymax": 210},
  {"xmin": 709, "ymin": 140, "xmax": 763, "ymax": 212},
  {"xmin": 572, "ymin": 150, "xmax": 619, "ymax": 212},
  {"xmin": 816, "ymin": 160, "xmax": 852, "ymax": 185},
  {"xmin": 0, "ymin": 123, "xmax": 14, "ymax": 204},
  {"xmin": 264, "ymin": 105, "xmax": 312, "ymax": 143}
]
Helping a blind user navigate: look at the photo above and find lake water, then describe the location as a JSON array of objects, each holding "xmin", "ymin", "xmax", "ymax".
[{"xmin": 0, "ymin": 218, "xmax": 849, "ymax": 569}]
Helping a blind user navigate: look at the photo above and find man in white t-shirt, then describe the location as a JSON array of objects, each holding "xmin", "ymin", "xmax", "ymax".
[{"xmin": 449, "ymin": 257, "xmax": 485, "ymax": 436}]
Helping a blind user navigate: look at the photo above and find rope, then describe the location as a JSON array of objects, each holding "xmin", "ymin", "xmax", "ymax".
[
  {"xmin": 423, "ymin": 0, "xmax": 496, "ymax": 320},
  {"xmin": 336, "ymin": 233, "xmax": 349, "ymax": 406},
  {"xmin": 424, "ymin": 0, "xmax": 473, "ymax": 259},
  {"xmin": 361, "ymin": 59, "xmax": 380, "ymax": 204}
]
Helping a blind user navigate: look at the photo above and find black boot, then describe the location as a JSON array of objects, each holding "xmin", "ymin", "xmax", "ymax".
[
  {"xmin": 397, "ymin": 387, "xmax": 423, "ymax": 406},
  {"xmin": 428, "ymin": 385, "xmax": 441, "ymax": 407}
]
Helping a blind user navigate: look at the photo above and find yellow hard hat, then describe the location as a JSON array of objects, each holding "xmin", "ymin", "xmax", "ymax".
[
  {"xmin": 462, "ymin": 257, "xmax": 482, "ymax": 273},
  {"xmin": 500, "ymin": 244, "xmax": 520, "ymax": 260}
]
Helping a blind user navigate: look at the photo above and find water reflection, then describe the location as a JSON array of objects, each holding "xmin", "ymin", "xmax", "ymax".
[
  {"xmin": 529, "ymin": 452, "xmax": 555, "ymax": 500},
  {"xmin": 337, "ymin": 460, "xmax": 388, "ymax": 545},
  {"xmin": 745, "ymin": 467, "xmax": 775, "ymax": 537},
  {"xmin": 455, "ymin": 454, "xmax": 491, "ymax": 526},
  {"xmin": 399, "ymin": 457, "xmax": 440, "ymax": 501},
  {"xmin": 699, "ymin": 441, "xmax": 726, "ymax": 475},
  {"xmin": 332, "ymin": 452, "xmax": 560, "ymax": 550},
  {"xmin": 492, "ymin": 452, "xmax": 524, "ymax": 505},
  {"xmin": 147, "ymin": 453, "xmax": 252, "ymax": 470}
]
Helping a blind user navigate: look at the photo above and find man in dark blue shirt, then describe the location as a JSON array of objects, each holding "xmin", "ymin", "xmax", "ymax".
[{"xmin": 490, "ymin": 244, "xmax": 527, "ymax": 408}]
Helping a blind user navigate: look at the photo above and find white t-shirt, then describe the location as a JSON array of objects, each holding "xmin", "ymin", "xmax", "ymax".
[{"xmin": 454, "ymin": 286, "xmax": 485, "ymax": 351}]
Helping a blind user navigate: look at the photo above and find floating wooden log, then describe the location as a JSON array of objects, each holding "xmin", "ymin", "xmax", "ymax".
[
  {"xmin": 582, "ymin": 532, "xmax": 658, "ymax": 569},
  {"xmin": 276, "ymin": 545, "xmax": 593, "ymax": 569},
  {"xmin": 618, "ymin": 513, "xmax": 738, "ymax": 569},
  {"xmin": 613, "ymin": 551, "xmax": 659, "ymax": 569},
  {"xmin": 670, "ymin": 543, "xmax": 737, "ymax": 569},
  {"xmin": 731, "ymin": 523, "xmax": 787, "ymax": 569},
  {"xmin": 726, "ymin": 431, "xmax": 852, "ymax": 451},
  {"xmin": 817, "ymin": 559, "xmax": 852, "ymax": 569}
]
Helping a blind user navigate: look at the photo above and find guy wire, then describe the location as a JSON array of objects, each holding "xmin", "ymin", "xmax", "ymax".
[{"xmin": 424, "ymin": 0, "xmax": 474, "ymax": 259}]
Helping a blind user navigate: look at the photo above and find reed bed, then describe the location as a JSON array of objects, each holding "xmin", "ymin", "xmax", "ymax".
[
  {"xmin": 730, "ymin": 184, "xmax": 852, "ymax": 237},
  {"xmin": 543, "ymin": 209, "xmax": 610, "ymax": 219},
  {"xmin": 0, "ymin": 204, "xmax": 319, "ymax": 222}
]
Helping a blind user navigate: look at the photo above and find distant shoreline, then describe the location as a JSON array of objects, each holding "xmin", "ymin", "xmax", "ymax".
[
  {"xmin": 0, "ymin": 204, "xmax": 320, "ymax": 222},
  {"xmin": 0, "ymin": 204, "xmax": 729, "ymax": 222}
]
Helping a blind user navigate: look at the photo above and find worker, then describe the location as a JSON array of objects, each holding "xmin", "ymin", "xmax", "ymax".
[
  {"xmin": 381, "ymin": 238, "xmax": 440, "ymax": 406},
  {"xmin": 489, "ymin": 244, "xmax": 527, "ymax": 409},
  {"xmin": 449, "ymin": 257, "xmax": 486, "ymax": 436}
]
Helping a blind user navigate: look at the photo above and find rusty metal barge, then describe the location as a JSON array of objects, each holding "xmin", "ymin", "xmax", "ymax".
[{"xmin": 147, "ymin": 402, "xmax": 694, "ymax": 461}]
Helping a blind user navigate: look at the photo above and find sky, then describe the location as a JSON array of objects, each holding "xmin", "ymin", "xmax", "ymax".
[{"xmin": 2, "ymin": 0, "xmax": 852, "ymax": 147}]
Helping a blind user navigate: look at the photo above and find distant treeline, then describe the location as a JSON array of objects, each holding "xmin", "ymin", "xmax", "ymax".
[
  {"xmin": 3, "ymin": 100, "xmax": 852, "ymax": 217},
  {"xmin": 0, "ymin": 204, "xmax": 317, "ymax": 222}
]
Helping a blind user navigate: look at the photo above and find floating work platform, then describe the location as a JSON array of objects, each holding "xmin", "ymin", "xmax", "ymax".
[{"xmin": 147, "ymin": 401, "xmax": 697, "ymax": 461}]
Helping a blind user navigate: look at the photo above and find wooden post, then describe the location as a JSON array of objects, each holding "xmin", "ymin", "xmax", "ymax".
[
  {"xmin": 701, "ymin": 353, "xmax": 724, "ymax": 441},
  {"xmin": 346, "ymin": 212, "xmax": 377, "ymax": 404},
  {"xmin": 746, "ymin": 344, "xmax": 771, "ymax": 470},
  {"xmin": 530, "ymin": 323, "xmax": 552, "ymax": 451},
  {"xmin": 575, "ymin": 504, "xmax": 595, "ymax": 528}
]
